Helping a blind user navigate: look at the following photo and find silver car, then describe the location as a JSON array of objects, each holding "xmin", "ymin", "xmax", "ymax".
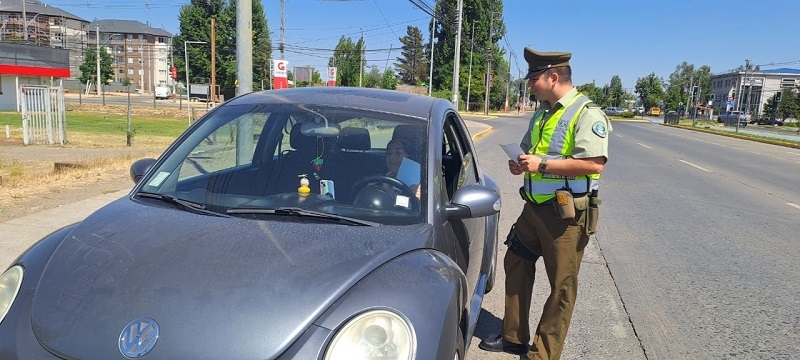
[{"xmin": 0, "ymin": 87, "xmax": 501, "ymax": 359}]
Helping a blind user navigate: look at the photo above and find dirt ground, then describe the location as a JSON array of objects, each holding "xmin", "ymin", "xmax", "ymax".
[{"xmin": 0, "ymin": 104, "xmax": 182, "ymax": 223}]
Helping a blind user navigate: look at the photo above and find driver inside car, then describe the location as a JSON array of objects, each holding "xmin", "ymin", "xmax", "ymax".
[{"xmin": 384, "ymin": 138, "xmax": 421, "ymax": 200}]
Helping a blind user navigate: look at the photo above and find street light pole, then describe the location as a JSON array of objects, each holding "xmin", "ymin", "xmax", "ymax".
[{"xmin": 185, "ymin": 40, "xmax": 206, "ymax": 124}]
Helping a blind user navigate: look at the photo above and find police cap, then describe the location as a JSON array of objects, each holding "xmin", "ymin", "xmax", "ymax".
[{"xmin": 523, "ymin": 47, "xmax": 571, "ymax": 79}]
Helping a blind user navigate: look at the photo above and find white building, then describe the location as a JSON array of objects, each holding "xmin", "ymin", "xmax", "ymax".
[{"xmin": 710, "ymin": 68, "xmax": 800, "ymax": 117}]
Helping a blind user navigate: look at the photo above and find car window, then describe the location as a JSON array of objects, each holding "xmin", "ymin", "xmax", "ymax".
[
  {"xmin": 136, "ymin": 103, "xmax": 427, "ymax": 225},
  {"xmin": 441, "ymin": 112, "xmax": 478, "ymax": 200}
]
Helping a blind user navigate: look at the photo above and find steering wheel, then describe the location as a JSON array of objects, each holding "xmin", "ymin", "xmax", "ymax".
[{"xmin": 350, "ymin": 175, "xmax": 420, "ymax": 210}]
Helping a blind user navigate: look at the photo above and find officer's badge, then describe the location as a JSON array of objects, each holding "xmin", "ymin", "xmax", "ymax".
[{"xmin": 592, "ymin": 121, "xmax": 607, "ymax": 138}]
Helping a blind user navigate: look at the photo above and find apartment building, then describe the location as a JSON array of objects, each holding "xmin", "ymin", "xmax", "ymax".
[
  {"xmin": 0, "ymin": 0, "xmax": 87, "ymax": 78},
  {"xmin": 88, "ymin": 20, "xmax": 173, "ymax": 93}
]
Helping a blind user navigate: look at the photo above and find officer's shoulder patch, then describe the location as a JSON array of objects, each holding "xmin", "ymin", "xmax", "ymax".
[{"xmin": 592, "ymin": 121, "xmax": 608, "ymax": 138}]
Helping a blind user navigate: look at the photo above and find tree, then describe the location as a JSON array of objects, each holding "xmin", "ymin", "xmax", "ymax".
[
  {"xmin": 174, "ymin": 0, "xmax": 272, "ymax": 91},
  {"xmin": 576, "ymin": 81, "xmax": 605, "ymax": 105},
  {"xmin": 329, "ymin": 36, "xmax": 364, "ymax": 87},
  {"xmin": 381, "ymin": 68, "xmax": 398, "ymax": 90},
  {"xmin": 364, "ymin": 66, "xmax": 382, "ymax": 88},
  {"xmin": 607, "ymin": 75, "xmax": 624, "ymax": 108},
  {"xmin": 79, "ymin": 47, "xmax": 113, "ymax": 87},
  {"xmin": 431, "ymin": 0, "xmax": 506, "ymax": 109},
  {"xmin": 777, "ymin": 89, "xmax": 799, "ymax": 120},
  {"xmin": 634, "ymin": 72, "xmax": 665, "ymax": 110},
  {"xmin": 396, "ymin": 26, "xmax": 428, "ymax": 85}
]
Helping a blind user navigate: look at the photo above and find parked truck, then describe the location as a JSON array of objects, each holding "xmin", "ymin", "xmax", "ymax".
[
  {"xmin": 717, "ymin": 111, "xmax": 750, "ymax": 126},
  {"xmin": 188, "ymin": 83, "xmax": 221, "ymax": 102}
]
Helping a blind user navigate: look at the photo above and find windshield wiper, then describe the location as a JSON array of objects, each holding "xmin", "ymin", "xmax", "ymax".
[
  {"xmin": 227, "ymin": 207, "xmax": 379, "ymax": 226},
  {"xmin": 136, "ymin": 192, "xmax": 228, "ymax": 217}
]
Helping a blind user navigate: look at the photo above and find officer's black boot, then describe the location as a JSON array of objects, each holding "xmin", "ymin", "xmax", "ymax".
[{"xmin": 478, "ymin": 334, "xmax": 529, "ymax": 355}]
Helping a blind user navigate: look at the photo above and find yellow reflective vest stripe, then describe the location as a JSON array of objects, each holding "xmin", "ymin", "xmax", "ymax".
[{"xmin": 523, "ymin": 93, "xmax": 601, "ymax": 203}]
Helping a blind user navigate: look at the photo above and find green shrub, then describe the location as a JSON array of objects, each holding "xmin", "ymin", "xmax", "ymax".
[{"xmin": 620, "ymin": 111, "xmax": 635, "ymax": 118}]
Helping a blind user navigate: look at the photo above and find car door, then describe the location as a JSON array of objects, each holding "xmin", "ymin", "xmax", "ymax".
[{"xmin": 440, "ymin": 111, "xmax": 486, "ymax": 299}]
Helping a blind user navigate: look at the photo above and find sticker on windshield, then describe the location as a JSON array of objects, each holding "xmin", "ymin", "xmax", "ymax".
[
  {"xmin": 147, "ymin": 171, "xmax": 170, "ymax": 187},
  {"xmin": 395, "ymin": 195, "xmax": 410, "ymax": 208}
]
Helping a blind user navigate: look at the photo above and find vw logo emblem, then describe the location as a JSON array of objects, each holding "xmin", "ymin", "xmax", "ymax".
[{"xmin": 119, "ymin": 317, "xmax": 159, "ymax": 358}]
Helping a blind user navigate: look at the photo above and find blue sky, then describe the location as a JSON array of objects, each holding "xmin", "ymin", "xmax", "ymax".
[{"xmin": 46, "ymin": 0, "xmax": 800, "ymax": 90}]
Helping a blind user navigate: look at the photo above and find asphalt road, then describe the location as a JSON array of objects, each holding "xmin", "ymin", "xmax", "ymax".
[{"xmin": 467, "ymin": 116, "xmax": 800, "ymax": 359}]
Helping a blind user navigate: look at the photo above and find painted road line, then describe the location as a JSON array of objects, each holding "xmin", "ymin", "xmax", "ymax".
[
  {"xmin": 679, "ymin": 159, "xmax": 711, "ymax": 172},
  {"xmin": 787, "ymin": 203, "xmax": 800, "ymax": 210},
  {"xmin": 637, "ymin": 143, "xmax": 652, "ymax": 149}
]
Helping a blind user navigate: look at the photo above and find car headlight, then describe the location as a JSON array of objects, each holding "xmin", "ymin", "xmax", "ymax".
[
  {"xmin": 324, "ymin": 309, "xmax": 415, "ymax": 360},
  {"xmin": 0, "ymin": 265, "xmax": 24, "ymax": 325}
]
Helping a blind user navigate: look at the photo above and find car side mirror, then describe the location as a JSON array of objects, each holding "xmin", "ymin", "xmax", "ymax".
[
  {"xmin": 130, "ymin": 158, "xmax": 158, "ymax": 184},
  {"xmin": 445, "ymin": 184, "xmax": 501, "ymax": 219}
]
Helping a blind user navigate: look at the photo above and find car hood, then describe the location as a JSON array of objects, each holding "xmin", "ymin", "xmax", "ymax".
[{"xmin": 30, "ymin": 198, "xmax": 432, "ymax": 359}]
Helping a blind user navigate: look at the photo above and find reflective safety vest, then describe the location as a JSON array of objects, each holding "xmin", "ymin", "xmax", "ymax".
[{"xmin": 523, "ymin": 93, "xmax": 601, "ymax": 203}]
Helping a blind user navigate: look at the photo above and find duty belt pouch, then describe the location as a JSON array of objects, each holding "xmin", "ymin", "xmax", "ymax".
[
  {"xmin": 553, "ymin": 189, "xmax": 576, "ymax": 220},
  {"xmin": 586, "ymin": 195, "xmax": 601, "ymax": 235}
]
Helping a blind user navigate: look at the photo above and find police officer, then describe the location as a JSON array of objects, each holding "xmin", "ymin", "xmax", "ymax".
[{"xmin": 479, "ymin": 48, "xmax": 611, "ymax": 359}]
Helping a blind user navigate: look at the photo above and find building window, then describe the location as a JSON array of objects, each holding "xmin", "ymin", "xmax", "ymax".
[
  {"xmin": 127, "ymin": 34, "xmax": 133, "ymax": 40},
  {"xmin": 128, "ymin": 68, "xmax": 133, "ymax": 75},
  {"xmin": 781, "ymin": 78, "xmax": 796, "ymax": 88},
  {"xmin": 128, "ymin": 58, "xmax": 133, "ymax": 64}
]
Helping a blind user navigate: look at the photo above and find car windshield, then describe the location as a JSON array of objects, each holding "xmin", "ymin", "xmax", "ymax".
[{"xmin": 134, "ymin": 103, "xmax": 427, "ymax": 225}]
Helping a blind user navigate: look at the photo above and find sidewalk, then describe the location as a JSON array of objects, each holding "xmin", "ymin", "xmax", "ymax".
[{"xmin": 0, "ymin": 120, "xmax": 494, "ymax": 269}]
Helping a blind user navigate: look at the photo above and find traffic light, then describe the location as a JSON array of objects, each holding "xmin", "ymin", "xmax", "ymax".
[
  {"xmin": 170, "ymin": 66, "xmax": 178, "ymax": 80},
  {"xmin": 692, "ymin": 85, "xmax": 699, "ymax": 98},
  {"xmin": 709, "ymin": 93, "xmax": 715, "ymax": 101},
  {"xmin": 775, "ymin": 91, "xmax": 782, "ymax": 102}
]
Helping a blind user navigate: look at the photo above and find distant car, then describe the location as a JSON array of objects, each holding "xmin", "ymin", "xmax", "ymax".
[
  {"xmin": 604, "ymin": 107, "xmax": 624, "ymax": 115},
  {"xmin": 647, "ymin": 107, "xmax": 662, "ymax": 116},
  {"xmin": 757, "ymin": 117, "xmax": 784, "ymax": 126},
  {"xmin": 0, "ymin": 87, "xmax": 501, "ymax": 359}
]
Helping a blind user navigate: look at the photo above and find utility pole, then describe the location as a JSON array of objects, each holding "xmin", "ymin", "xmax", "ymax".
[
  {"xmin": 504, "ymin": 49, "xmax": 511, "ymax": 113},
  {"xmin": 359, "ymin": 28, "xmax": 364, "ymax": 87},
  {"xmin": 236, "ymin": 0, "xmax": 253, "ymax": 95},
  {"xmin": 22, "ymin": 0, "xmax": 27, "ymax": 42},
  {"xmin": 466, "ymin": 21, "xmax": 474, "ymax": 112},
  {"xmin": 280, "ymin": 0, "xmax": 285, "ymax": 60},
  {"xmin": 428, "ymin": 16, "xmax": 435, "ymax": 96},
  {"xmin": 484, "ymin": 12, "xmax": 495, "ymax": 115},
  {"xmin": 685, "ymin": 75, "xmax": 693, "ymax": 117},
  {"xmin": 96, "ymin": 25, "xmax": 101, "ymax": 99},
  {"xmin": 450, "ymin": 0, "xmax": 463, "ymax": 107},
  {"xmin": 211, "ymin": 17, "xmax": 216, "ymax": 105}
]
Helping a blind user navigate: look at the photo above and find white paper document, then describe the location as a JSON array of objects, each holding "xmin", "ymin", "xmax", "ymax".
[
  {"xmin": 397, "ymin": 157, "xmax": 421, "ymax": 186},
  {"xmin": 500, "ymin": 143, "xmax": 526, "ymax": 163}
]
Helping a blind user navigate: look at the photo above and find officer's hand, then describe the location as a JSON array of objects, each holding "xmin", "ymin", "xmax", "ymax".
[
  {"xmin": 517, "ymin": 154, "xmax": 542, "ymax": 173},
  {"xmin": 508, "ymin": 159, "xmax": 525, "ymax": 175}
]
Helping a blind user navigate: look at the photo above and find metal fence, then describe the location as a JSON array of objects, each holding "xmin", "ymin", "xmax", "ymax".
[{"xmin": 21, "ymin": 86, "xmax": 66, "ymax": 145}]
